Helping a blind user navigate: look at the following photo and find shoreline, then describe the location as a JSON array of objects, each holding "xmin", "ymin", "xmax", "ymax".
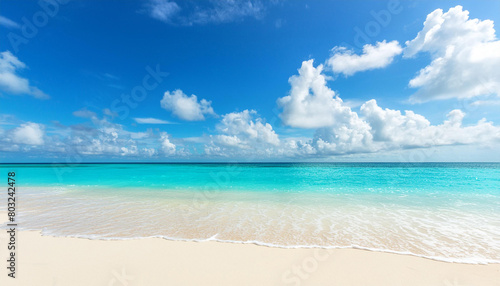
[
  {"xmin": 1, "ymin": 230, "xmax": 499, "ymax": 285},
  {"xmin": 15, "ymin": 228, "xmax": 500, "ymax": 265}
]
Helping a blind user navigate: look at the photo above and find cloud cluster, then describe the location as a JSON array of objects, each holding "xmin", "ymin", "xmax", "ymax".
[
  {"xmin": 206, "ymin": 56, "xmax": 500, "ymax": 158},
  {"xmin": 66, "ymin": 110, "xmax": 188, "ymax": 157},
  {"xmin": 328, "ymin": 40, "xmax": 402, "ymax": 76},
  {"xmin": 271, "ymin": 5, "xmax": 500, "ymax": 156},
  {"xmin": 11, "ymin": 122, "xmax": 45, "ymax": 145},
  {"xmin": 160, "ymin": 89, "xmax": 216, "ymax": 121},
  {"xmin": 205, "ymin": 110, "xmax": 279, "ymax": 156},
  {"xmin": 159, "ymin": 132, "xmax": 176, "ymax": 154},
  {"xmin": 360, "ymin": 101, "xmax": 500, "ymax": 148},
  {"xmin": 0, "ymin": 109, "xmax": 184, "ymax": 158},
  {"xmin": 404, "ymin": 6, "xmax": 500, "ymax": 102},
  {"xmin": 278, "ymin": 60, "xmax": 358, "ymax": 129},
  {"xmin": 0, "ymin": 121, "xmax": 46, "ymax": 153},
  {"xmin": 146, "ymin": 0, "xmax": 264, "ymax": 25},
  {"xmin": 0, "ymin": 51, "xmax": 49, "ymax": 99},
  {"xmin": 2, "ymin": 5, "xmax": 500, "ymax": 161},
  {"xmin": 67, "ymin": 112, "xmax": 146, "ymax": 156},
  {"xmin": 281, "ymin": 60, "xmax": 500, "ymax": 156}
]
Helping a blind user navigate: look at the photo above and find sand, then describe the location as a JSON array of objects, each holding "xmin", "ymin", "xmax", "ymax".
[{"xmin": 0, "ymin": 229, "xmax": 499, "ymax": 286}]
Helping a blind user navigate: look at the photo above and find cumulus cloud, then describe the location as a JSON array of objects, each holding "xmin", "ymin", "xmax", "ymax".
[
  {"xmin": 134, "ymin": 117, "xmax": 174, "ymax": 124},
  {"xmin": 159, "ymin": 132, "xmax": 176, "ymax": 155},
  {"xmin": 312, "ymin": 119, "xmax": 373, "ymax": 155},
  {"xmin": 146, "ymin": 0, "xmax": 264, "ymax": 25},
  {"xmin": 278, "ymin": 59, "xmax": 500, "ymax": 156},
  {"xmin": 26, "ymin": 112, "xmax": 163, "ymax": 157},
  {"xmin": 160, "ymin": 89, "xmax": 216, "ymax": 121},
  {"xmin": 404, "ymin": 6, "xmax": 500, "ymax": 102},
  {"xmin": 359, "ymin": 100, "xmax": 500, "ymax": 150},
  {"xmin": 68, "ymin": 119, "xmax": 135, "ymax": 156},
  {"xmin": 205, "ymin": 110, "xmax": 279, "ymax": 156},
  {"xmin": 0, "ymin": 51, "xmax": 49, "ymax": 99},
  {"xmin": 11, "ymin": 122, "xmax": 45, "ymax": 145},
  {"xmin": 310, "ymin": 98, "xmax": 500, "ymax": 156},
  {"xmin": 328, "ymin": 40, "xmax": 402, "ymax": 76},
  {"xmin": 65, "ymin": 116, "xmax": 164, "ymax": 157},
  {"xmin": 0, "ymin": 110, "xmax": 186, "ymax": 158},
  {"xmin": 216, "ymin": 110, "xmax": 279, "ymax": 146},
  {"xmin": 277, "ymin": 60, "xmax": 360, "ymax": 129}
]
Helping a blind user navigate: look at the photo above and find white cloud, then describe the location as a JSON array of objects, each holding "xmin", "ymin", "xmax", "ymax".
[
  {"xmin": 160, "ymin": 89, "xmax": 216, "ymax": 121},
  {"xmin": 62, "ymin": 113, "xmax": 161, "ymax": 157},
  {"xmin": 142, "ymin": 148, "xmax": 158, "ymax": 157},
  {"xmin": 0, "ymin": 111, "xmax": 186, "ymax": 158},
  {"xmin": 309, "ymin": 98, "xmax": 500, "ymax": 156},
  {"xmin": 328, "ymin": 40, "xmax": 402, "ymax": 76},
  {"xmin": 470, "ymin": 99, "xmax": 500, "ymax": 106},
  {"xmin": 119, "ymin": 146, "xmax": 138, "ymax": 156},
  {"xmin": 133, "ymin": 117, "xmax": 174, "ymax": 124},
  {"xmin": 404, "ymin": 6, "xmax": 500, "ymax": 102},
  {"xmin": 73, "ymin": 108, "xmax": 97, "ymax": 119},
  {"xmin": 0, "ymin": 51, "xmax": 49, "ymax": 99},
  {"xmin": 159, "ymin": 132, "xmax": 176, "ymax": 155},
  {"xmin": 147, "ymin": 0, "xmax": 181, "ymax": 23},
  {"xmin": 277, "ymin": 60, "xmax": 361, "ymax": 129},
  {"xmin": 278, "ymin": 59, "xmax": 500, "ymax": 156},
  {"xmin": 146, "ymin": 0, "xmax": 264, "ymax": 25},
  {"xmin": 312, "ymin": 121, "xmax": 374, "ymax": 155},
  {"xmin": 359, "ymin": 100, "xmax": 500, "ymax": 149},
  {"xmin": 188, "ymin": 0, "xmax": 264, "ymax": 25},
  {"xmin": 205, "ymin": 110, "xmax": 279, "ymax": 156},
  {"xmin": 11, "ymin": 122, "xmax": 45, "ymax": 145},
  {"xmin": 276, "ymin": 138, "xmax": 316, "ymax": 157},
  {"xmin": 216, "ymin": 110, "xmax": 279, "ymax": 146},
  {"xmin": 0, "ymin": 16, "xmax": 20, "ymax": 29}
]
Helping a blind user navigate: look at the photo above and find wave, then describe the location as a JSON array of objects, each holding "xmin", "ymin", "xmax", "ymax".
[{"xmin": 11, "ymin": 226, "xmax": 498, "ymax": 265}]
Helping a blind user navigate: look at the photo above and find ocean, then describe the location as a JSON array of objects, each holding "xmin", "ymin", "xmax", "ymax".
[{"xmin": 1, "ymin": 163, "xmax": 499, "ymax": 264}]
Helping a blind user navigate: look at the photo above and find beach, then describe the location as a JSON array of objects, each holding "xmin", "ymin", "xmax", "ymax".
[
  {"xmin": 2, "ymin": 0, "xmax": 500, "ymax": 284},
  {"xmin": 1, "ymin": 163, "xmax": 499, "ymax": 285},
  {"xmin": 1, "ymin": 228, "xmax": 499, "ymax": 286},
  {"xmin": 5, "ymin": 164, "xmax": 500, "ymax": 264}
]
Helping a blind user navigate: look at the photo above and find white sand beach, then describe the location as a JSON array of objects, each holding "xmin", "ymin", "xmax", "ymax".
[{"xmin": 0, "ymin": 228, "xmax": 499, "ymax": 286}]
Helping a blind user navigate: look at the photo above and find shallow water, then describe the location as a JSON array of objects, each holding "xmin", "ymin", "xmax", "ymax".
[{"xmin": 1, "ymin": 163, "xmax": 499, "ymax": 263}]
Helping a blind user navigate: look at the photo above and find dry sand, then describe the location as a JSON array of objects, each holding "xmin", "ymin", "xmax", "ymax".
[{"xmin": 0, "ymin": 229, "xmax": 499, "ymax": 286}]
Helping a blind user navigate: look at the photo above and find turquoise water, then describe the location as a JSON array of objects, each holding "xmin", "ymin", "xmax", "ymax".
[
  {"xmin": 6, "ymin": 162, "xmax": 500, "ymax": 194},
  {"xmin": 1, "ymin": 163, "xmax": 499, "ymax": 263}
]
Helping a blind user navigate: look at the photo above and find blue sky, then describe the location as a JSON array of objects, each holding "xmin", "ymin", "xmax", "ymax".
[{"xmin": 1, "ymin": 0, "xmax": 500, "ymax": 162}]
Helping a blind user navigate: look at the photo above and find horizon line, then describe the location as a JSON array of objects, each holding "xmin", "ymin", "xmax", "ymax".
[{"xmin": 1, "ymin": 162, "xmax": 499, "ymax": 165}]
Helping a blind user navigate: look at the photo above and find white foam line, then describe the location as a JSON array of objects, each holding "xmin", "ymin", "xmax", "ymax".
[{"xmin": 18, "ymin": 227, "xmax": 500, "ymax": 265}]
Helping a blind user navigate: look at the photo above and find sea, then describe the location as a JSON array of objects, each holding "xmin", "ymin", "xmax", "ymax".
[{"xmin": 1, "ymin": 162, "xmax": 499, "ymax": 264}]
